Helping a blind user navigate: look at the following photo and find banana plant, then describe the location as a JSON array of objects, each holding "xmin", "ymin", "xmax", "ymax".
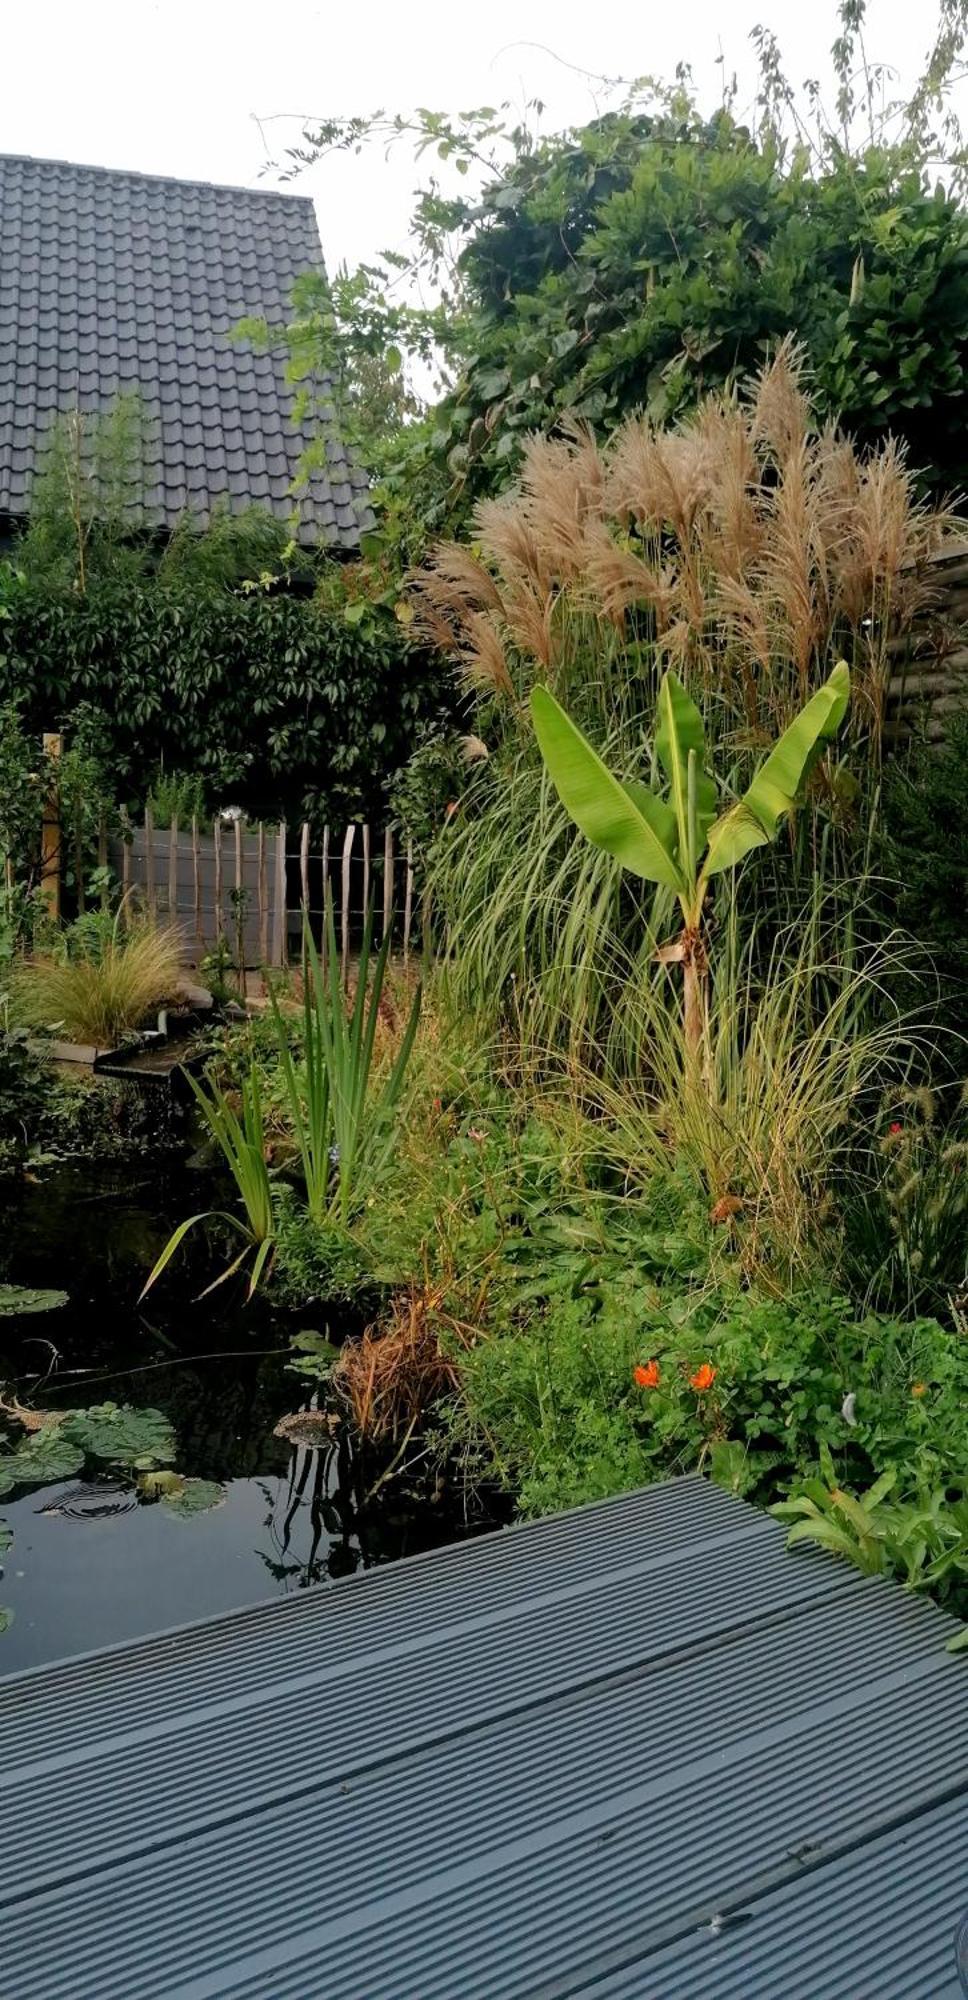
[{"xmin": 531, "ymin": 661, "xmax": 850, "ymax": 1069}]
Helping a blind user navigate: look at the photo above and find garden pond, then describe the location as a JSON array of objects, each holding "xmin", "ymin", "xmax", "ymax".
[{"xmin": 0, "ymin": 1157, "xmax": 495, "ymax": 1673}]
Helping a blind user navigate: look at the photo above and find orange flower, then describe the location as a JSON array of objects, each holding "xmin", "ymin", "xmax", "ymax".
[
  {"xmin": 634, "ymin": 1360, "xmax": 661, "ymax": 1390},
  {"xmin": 911, "ymin": 1381, "xmax": 928, "ymax": 1398},
  {"xmin": 690, "ymin": 1363, "xmax": 717, "ymax": 1393}
]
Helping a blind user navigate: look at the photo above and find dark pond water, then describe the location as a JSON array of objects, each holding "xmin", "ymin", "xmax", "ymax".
[{"xmin": 0, "ymin": 1159, "xmax": 498, "ymax": 1674}]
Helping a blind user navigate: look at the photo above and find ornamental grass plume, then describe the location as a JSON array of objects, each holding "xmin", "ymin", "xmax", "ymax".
[{"xmin": 409, "ymin": 339, "xmax": 956, "ymax": 747}]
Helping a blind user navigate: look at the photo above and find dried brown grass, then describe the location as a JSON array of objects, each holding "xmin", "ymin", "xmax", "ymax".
[
  {"xmin": 333, "ymin": 1283, "xmax": 475, "ymax": 1444},
  {"xmin": 408, "ymin": 340, "xmax": 960, "ymax": 750}
]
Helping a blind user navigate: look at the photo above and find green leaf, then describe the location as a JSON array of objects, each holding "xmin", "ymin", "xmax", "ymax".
[
  {"xmin": 63, "ymin": 1403, "xmax": 177, "ymax": 1469},
  {"xmin": 946, "ymin": 1626, "xmax": 968, "ymax": 1654},
  {"xmin": 0, "ymin": 1607, "xmax": 13, "ymax": 1635},
  {"xmin": 654, "ymin": 671, "xmax": 716, "ymax": 868},
  {"xmin": 0, "ymin": 1519, "xmax": 12, "ymax": 1554},
  {"xmin": 530, "ymin": 685, "xmax": 684, "ymax": 892},
  {"xmin": 704, "ymin": 661, "xmax": 850, "ymax": 877},
  {"xmin": 161, "ymin": 1477, "xmax": 226, "ymax": 1518},
  {"xmin": 0, "ymin": 1428, "xmax": 85, "ymax": 1495},
  {"xmin": 0, "ymin": 1284, "xmax": 68, "ymax": 1317}
]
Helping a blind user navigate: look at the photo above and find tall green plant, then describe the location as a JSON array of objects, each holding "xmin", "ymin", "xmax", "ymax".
[
  {"xmin": 270, "ymin": 891, "xmax": 421, "ymax": 1225},
  {"xmin": 530, "ymin": 662, "xmax": 851, "ymax": 1067}
]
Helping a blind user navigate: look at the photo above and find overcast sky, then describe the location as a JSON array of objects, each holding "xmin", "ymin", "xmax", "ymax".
[{"xmin": 2, "ymin": 2, "xmax": 958, "ymax": 276}]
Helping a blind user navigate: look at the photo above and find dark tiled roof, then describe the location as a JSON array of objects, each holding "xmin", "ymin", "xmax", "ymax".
[{"xmin": 0, "ymin": 153, "xmax": 372, "ymax": 548}]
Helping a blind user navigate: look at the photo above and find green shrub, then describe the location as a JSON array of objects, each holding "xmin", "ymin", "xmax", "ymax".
[
  {"xmin": 0, "ymin": 568, "xmax": 450, "ymax": 826},
  {"xmin": 455, "ymin": 1278, "xmax": 968, "ymax": 1521}
]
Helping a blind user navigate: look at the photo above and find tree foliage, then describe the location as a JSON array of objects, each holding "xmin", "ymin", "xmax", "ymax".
[
  {"xmin": 0, "ymin": 568, "xmax": 449, "ymax": 826},
  {"xmin": 265, "ymin": 7, "xmax": 968, "ymax": 552}
]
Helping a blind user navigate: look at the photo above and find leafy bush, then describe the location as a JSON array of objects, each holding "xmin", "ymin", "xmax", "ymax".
[
  {"xmin": 0, "ymin": 1015, "xmax": 52, "ymax": 1172},
  {"xmin": 455, "ymin": 1275, "xmax": 968, "ymax": 1531},
  {"xmin": 0, "ymin": 567, "xmax": 451, "ymax": 826},
  {"xmin": 274, "ymin": 34, "xmax": 968, "ymax": 553}
]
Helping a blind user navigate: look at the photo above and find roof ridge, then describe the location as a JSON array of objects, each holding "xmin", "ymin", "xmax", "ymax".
[{"xmin": 0, "ymin": 151, "xmax": 315, "ymax": 208}]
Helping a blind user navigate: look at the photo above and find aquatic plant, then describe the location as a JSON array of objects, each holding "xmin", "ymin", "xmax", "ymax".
[
  {"xmin": 142, "ymin": 1061, "xmax": 276, "ymax": 1299},
  {"xmin": 269, "ymin": 890, "xmax": 421, "ymax": 1226}
]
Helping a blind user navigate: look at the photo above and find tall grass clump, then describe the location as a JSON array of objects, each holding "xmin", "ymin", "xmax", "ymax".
[
  {"xmin": 412, "ymin": 343, "xmax": 956, "ymax": 1056},
  {"xmin": 269, "ymin": 891, "xmax": 421, "ymax": 1226},
  {"xmin": 560, "ymin": 886, "xmax": 933, "ymax": 1280},
  {"xmin": 15, "ymin": 912, "xmax": 182, "ymax": 1046}
]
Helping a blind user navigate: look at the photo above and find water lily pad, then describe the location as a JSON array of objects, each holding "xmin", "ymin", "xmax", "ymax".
[
  {"xmin": 62, "ymin": 1403, "xmax": 176, "ymax": 1469},
  {"xmin": 161, "ymin": 1477, "xmax": 225, "ymax": 1517},
  {"xmin": 0, "ymin": 1519, "xmax": 11, "ymax": 1554},
  {"xmin": 0, "ymin": 1427, "xmax": 85, "ymax": 1495},
  {"xmin": 0, "ymin": 1607, "xmax": 13, "ymax": 1634},
  {"xmin": 0, "ymin": 1284, "xmax": 68, "ymax": 1317},
  {"xmin": 286, "ymin": 1331, "xmax": 342, "ymax": 1380}
]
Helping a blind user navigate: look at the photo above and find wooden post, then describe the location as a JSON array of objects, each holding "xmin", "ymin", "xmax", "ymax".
[
  {"xmin": 383, "ymin": 827, "xmax": 394, "ymax": 944},
  {"xmin": 40, "ymin": 732, "xmax": 62, "ymax": 922},
  {"xmin": 168, "ymin": 813, "xmax": 179, "ymax": 922},
  {"xmin": 144, "ymin": 801, "xmax": 156, "ymax": 919},
  {"xmin": 120, "ymin": 806, "xmax": 132, "ymax": 908},
  {"xmin": 362, "ymin": 821, "xmax": 371, "ymax": 924},
  {"xmin": 271, "ymin": 822, "xmax": 287, "ymax": 968},
  {"xmin": 191, "ymin": 815, "xmax": 202, "ymax": 953},
  {"xmin": 321, "ymin": 825, "xmax": 331, "ymax": 969},
  {"xmin": 97, "ymin": 810, "xmax": 109, "ymax": 912},
  {"xmin": 403, "ymin": 839, "xmax": 414, "ymax": 968},
  {"xmin": 234, "ymin": 816, "xmax": 245, "ymax": 981},
  {"xmin": 234, "ymin": 816, "xmax": 243, "ymax": 901},
  {"xmin": 213, "ymin": 815, "xmax": 223, "ymax": 939},
  {"xmin": 258, "ymin": 823, "xmax": 269, "ymax": 967},
  {"xmin": 299, "ymin": 820, "xmax": 310, "ymax": 957},
  {"xmin": 422, "ymin": 887, "xmax": 434, "ymax": 971},
  {"xmin": 340, "ymin": 823, "xmax": 355, "ymax": 990},
  {"xmin": 74, "ymin": 793, "xmax": 85, "ymax": 915}
]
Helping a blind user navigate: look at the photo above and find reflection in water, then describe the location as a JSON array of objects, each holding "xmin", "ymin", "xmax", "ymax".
[{"xmin": 0, "ymin": 1162, "xmax": 503, "ymax": 1672}]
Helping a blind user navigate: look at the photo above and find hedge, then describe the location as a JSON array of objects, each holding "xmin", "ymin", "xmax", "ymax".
[{"xmin": 0, "ymin": 572, "xmax": 450, "ymax": 824}]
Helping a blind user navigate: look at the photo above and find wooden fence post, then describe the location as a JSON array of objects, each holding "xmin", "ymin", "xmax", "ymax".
[
  {"xmin": 258, "ymin": 824, "xmax": 269, "ymax": 968},
  {"xmin": 383, "ymin": 827, "xmax": 394, "ymax": 943},
  {"xmin": 144, "ymin": 801, "xmax": 156, "ymax": 919},
  {"xmin": 362, "ymin": 821, "xmax": 371, "ymax": 921},
  {"xmin": 40, "ymin": 732, "xmax": 62, "ymax": 922},
  {"xmin": 403, "ymin": 839, "xmax": 414, "ymax": 967},
  {"xmin": 97, "ymin": 810, "xmax": 109, "ymax": 912},
  {"xmin": 299, "ymin": 820, "xmax": 310, "ymax": 958},
  {"xmin": 213, "ymin": 815, "xmax": 223, "ymax": 939},
  {"xmin": 271, "ymin": 822, "xmax": 287, "ymax": 968},
  {"xmin": 168, "ymin": 814, "xmax": 179, "ymax": 922},
  {"xmin": 191, "ymin": 815, "xmax": 202, "ymax": 953},
  {"xmin": 74, "ymin": 794, "xmax": 85, "ymax": 915},
  {"xmin": 120, "ymin": 806, "xmax": 132, "ymax": 909},
  {"xmin": 340, "ymin": 823, "xmax": 355, "ymax": 989}
]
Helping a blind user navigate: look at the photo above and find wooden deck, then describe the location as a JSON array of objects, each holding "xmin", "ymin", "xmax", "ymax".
[{"xmin": 1, "ymin": 1475, "xmax": 966, "ymax": 1998}]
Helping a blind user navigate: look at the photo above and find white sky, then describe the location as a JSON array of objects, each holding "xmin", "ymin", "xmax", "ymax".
[{"xmin": 1, "ymin": 2, "xmax": 957, "ymax": 276}]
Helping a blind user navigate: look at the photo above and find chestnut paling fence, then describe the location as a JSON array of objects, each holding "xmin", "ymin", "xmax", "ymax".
[{"xmin": 105, "ymin": 814, "xmax": 424, "ymax": 971}]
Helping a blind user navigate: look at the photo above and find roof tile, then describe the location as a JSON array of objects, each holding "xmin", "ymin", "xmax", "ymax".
[{"xmin": 0, "ymin": 153, "xmax": 372, "ymax": 548}]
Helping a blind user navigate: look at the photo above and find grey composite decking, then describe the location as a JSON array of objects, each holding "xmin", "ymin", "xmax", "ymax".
[{"xmin": 1, "ymin": 1474, "xmax": 966, "ymax": 1998}]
